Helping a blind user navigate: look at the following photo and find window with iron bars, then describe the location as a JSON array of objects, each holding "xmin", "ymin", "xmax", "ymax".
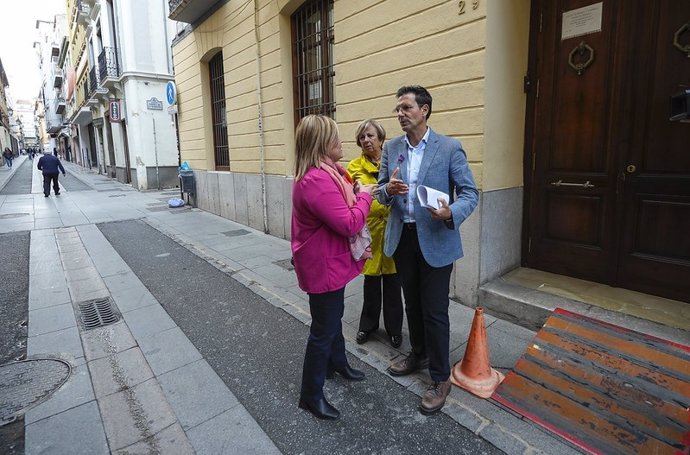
[
  {"xmin": 209, "ymin": 52, "xmax": 229, "ymax": 170},
  {"xmin": 292, "ymin": 0, "xmax": 335, "ymax": 125}
]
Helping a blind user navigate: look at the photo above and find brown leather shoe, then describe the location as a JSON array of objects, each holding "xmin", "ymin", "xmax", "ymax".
[
  {"xmin": 387, "ymin": 353, "xmax": 429, "ymax": 376},
  {"xmin": 420, "ymin": 380, "xmax": 451, "ymax": 414}
]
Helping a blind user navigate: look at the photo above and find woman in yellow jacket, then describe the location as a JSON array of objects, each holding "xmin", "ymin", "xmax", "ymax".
[{"xmin": 347, "ymin": 119, "xmax": 403, "ymax": 348}]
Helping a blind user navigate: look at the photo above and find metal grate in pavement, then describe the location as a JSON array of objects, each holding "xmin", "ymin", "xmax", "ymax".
[
  {"xmin": 108, "ymin": 194, "xmax": 127, "ymax": 198},
  {"xmin": 0, "ymin": 213, "xmax": 30, "ymax": 219},
  {"xmin": 77, "ymin": 297, "xmax": 120, "ymax": 330}
]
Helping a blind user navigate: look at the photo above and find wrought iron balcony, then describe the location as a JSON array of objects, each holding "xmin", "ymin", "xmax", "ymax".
[
  {"xmin": 98, "ymin": 47, "xmax": 120, "ymax": 83},
  {"xmin": 53, "ymin": 69, "xmax": 63, "ymax": 89},
  {"xmin": 55, "ymin": 97, "xmax": 66, "ymax": 115},
  {"xmin": 88, "ymin": 66, "xmax": 99, "ymax": 97},
  {"xmin": 76, "ymin": 0, "xmax": 90, "ymax": 24},
  {"xmin": 168, "ymin": 0, "xmax": 220, "ymax": 24}
]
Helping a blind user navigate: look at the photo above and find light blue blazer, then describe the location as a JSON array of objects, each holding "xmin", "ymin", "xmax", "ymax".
[{"xmin": 377, "ymin": 128, "xmax": 478, "ymax": 268}]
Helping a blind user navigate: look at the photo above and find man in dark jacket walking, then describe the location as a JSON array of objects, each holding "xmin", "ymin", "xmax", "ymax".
[{"xmin": 37, "ymin": 151, "xmax": 66, "ymax": 197}]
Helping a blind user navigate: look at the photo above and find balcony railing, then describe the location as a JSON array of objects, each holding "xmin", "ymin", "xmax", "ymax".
[
  {"xmin": 53, "ymin": 69, "xmax": 64, "ymax": 89},
  {"xmin": 55, "ymin": 97, "xmax": 66, "ymax": 114},
  {"xmin": 88, "ymin": 66, "xmax": 99, "ymax": 96},
  {"xmin": 168, "ymin": 0, "xmax": 219, "ymax": 24},
  {"xmin": 98, "ymin": 47, "xmax": 120, "ymax": 82}
]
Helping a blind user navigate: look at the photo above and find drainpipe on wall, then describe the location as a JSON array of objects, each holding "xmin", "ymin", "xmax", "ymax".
[{"xmin": 254, "ymin": 0, "xmax": 269, "ymax": 234}]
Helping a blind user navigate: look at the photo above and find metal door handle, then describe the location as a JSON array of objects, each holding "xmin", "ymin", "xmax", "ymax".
[{"xmin": 550, "ymin": 180, "xmax": 595, "ymax": 188}]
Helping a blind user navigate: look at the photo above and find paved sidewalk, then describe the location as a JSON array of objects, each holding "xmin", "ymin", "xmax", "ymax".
[{"xmin": 0, "ymin": 159, "xmax": 584, "ymax": 454}]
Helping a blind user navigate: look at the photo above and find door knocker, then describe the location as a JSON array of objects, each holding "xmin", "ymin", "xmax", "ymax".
[
  {"xmin": 673, "ymin": 22, "xmax": 690, "ymax": 57},
  {"xmin": 568, "ymin": 41, "xmax": 595, "ymax": 75}
]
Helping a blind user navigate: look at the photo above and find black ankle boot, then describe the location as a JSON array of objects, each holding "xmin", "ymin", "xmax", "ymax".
[
  {"xmin": 298, "ymin": 396, "xmax": 340, "ymax": 420},
  {"xmin": 326, "ymin": 365, "xmax": 365, "ymax": 381}
]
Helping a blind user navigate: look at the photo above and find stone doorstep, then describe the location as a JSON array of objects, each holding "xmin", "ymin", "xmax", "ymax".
[{"xmin": 478, "ymin": 278, "xmax": 689, "ymax": 346}]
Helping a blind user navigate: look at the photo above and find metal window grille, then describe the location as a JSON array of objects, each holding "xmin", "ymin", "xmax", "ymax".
[
  {"xmin": 292, "ymin": 0, "xmax": 335, "ymax": 124},
  {"xmin": 209, "ymin": 52, "xmax": 229, "ymax": 170}
]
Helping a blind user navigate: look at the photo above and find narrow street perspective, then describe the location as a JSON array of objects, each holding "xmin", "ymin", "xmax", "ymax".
[{"xmin": 1, "ymin": 1, "xmax": 689, "ymax": 454}]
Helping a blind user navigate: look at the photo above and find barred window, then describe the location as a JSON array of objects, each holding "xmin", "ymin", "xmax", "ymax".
[
  {"xmin": 209, "ymin": 52, "xmax": 229, "ymax": 170},
  {"xmin": 292, "ymin": 0, "xmax": 335, "ymax": 124}
]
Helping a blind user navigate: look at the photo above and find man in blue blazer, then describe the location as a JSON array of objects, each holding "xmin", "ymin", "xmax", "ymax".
[{"xmin": 377, "ymin": 85, "xmax": 478, "ymax": 414}]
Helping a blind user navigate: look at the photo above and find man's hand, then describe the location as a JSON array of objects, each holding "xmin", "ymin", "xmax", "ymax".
[
  {"xmin": 428, "ymin": 198, "xmax": 452, "ymax": 221},
  {"xmin": 386, "ymin": 167, "xmax": 408, "ymax": 196}
]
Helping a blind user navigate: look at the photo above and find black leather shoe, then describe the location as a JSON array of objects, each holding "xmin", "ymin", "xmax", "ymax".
[
  {"xmin": 326, "ymin": 365, "xmax": 365, "ymax": 381},
  {"xmin": 390, "ymin": 335, "xmax": 403, "ymax": 348},
  {"xmin": 55, "ymin": 192, "xmax": 60, "ymax": 195},
  {"xmin": 356, "ymin": 330, "xmax": 370, "ymax": 344},
  {"xmin": 298, "ymin": 397, "xmax": 340, "ymax": 420}
]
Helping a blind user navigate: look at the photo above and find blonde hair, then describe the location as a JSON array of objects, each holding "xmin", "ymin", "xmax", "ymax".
[
  {"xmin": 294, "ymin": 115, "xmax": 340, "ymax": 180},
  {"xmin": 355, "ymin": 119, "xmax": 386, "ymax": 149}
]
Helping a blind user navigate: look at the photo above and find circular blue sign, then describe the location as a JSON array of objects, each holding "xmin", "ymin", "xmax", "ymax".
[{"xmin": 166, "ymin": 81, "xmax": 177, "ymax": 105}]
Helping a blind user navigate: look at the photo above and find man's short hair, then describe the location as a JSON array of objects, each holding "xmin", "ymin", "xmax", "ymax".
[{"xmin": 396, "ymin": 85, "xmax": 432, "ymax": 119}]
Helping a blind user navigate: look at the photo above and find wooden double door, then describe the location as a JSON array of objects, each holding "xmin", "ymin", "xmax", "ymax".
[{"xmin": 525, "ymin": 0, "xmax": 690, "ymax": 302}]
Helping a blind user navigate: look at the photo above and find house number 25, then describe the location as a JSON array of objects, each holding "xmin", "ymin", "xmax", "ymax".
[{"xmin": 458, "ymin": 0, "xmax": 479, "ymax": 15}]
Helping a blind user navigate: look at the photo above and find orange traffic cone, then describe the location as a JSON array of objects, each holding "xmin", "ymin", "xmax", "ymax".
[{"xmin": 451, "ymin": 306, "xmax": 505, "ymax": 398}]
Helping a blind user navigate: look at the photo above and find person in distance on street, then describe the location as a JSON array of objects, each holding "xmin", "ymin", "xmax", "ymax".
[
  {"xmin": 291, "ymin": 114, "xmax": 377, "ymax": 420},
  {"xmin": 347, "ymin": 119, "xmax": 404, "ymax": 349},
  {"xmin": 377, "ymin": 85, "xmax": 478, "ymax": 414},
  {"xmin": 37, "ymin": 150, "xmax": 66, "ymax": 197}
]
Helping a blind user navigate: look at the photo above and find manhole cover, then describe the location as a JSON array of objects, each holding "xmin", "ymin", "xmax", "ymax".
[
  {"xmin": 0, "ymin": 359, "xmax": 71, "ymax": 425},
  {"xmin": 0, "ymin": 213, "xmax": 30, "ymax": 219},
  {"xmin": 78, "ymin": 297, "xmax": 120, "ymax": 330}
]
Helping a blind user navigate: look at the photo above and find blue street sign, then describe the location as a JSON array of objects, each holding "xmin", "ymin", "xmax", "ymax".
[{"xmin": 166, "ymin": 81, "xmax": 177, "ymax": 106}]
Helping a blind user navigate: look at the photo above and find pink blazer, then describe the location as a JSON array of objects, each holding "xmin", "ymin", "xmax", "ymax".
[{"xmin": 291, "ymin": 166, "xmax": 373, "ymax": 294}]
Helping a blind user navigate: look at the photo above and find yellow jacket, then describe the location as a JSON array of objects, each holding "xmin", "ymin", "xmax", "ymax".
[{"xmin": 347, "ymin": 154, "xmax": 397, "ymax": 276}]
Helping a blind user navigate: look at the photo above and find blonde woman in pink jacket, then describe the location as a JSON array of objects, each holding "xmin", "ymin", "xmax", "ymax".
[{"xmin": 291, "ymin": 115, "xmax": 377, "ymax": 420}]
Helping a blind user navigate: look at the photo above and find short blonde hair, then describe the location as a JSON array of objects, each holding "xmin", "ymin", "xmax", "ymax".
[
  {"xmin": 354, "ymin": 119, "xmax": 386, "ymax": 149},
  {"xmin": 294, "ymin": 115, "xmax": 340, "ymax": 180}
]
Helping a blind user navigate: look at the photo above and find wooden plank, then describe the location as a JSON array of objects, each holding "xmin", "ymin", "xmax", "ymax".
[
  {"xmin": 522, "ymin": 343, "xmax": 689, "ymax": 425},
  {"xmin": 514, "ymin": 355, "xmax": 687, "ymax": 444},
  {"xmin": 535, "ymin": 330, "xmax": 690, "ymax": 398},
  {"xmin": 546, "ymin": 314, "xmax": 690, "ymax": 376},
  {"xmin": 497, "ymin": 373, "xmax": 682, "ymax": 455}
]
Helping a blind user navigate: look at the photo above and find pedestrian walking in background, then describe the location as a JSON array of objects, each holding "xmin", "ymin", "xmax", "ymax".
[
  {"xmin": 347, "ymin": 119, "xmax": 403, "ymax": 349},
  {"xmin": 37, "ymin": 151, "xmax": 66, "ymax": 197},
  {"xmin": 3, "ymin": 147, "xmax": 13, "ymax": 168},
  {"xmin": 377, "ymin": 85, "xmax": 479, "ymax": 415},
  {"xmin": 291, "ymin": 114, "xmax": 378, "ymax": 420}
]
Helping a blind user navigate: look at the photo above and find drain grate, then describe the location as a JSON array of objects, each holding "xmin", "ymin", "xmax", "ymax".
[
  {"xmin": 108, "ymin": 194, "xmax": 127, "ymax": 198},
  {"xmin": 78, "ymin": 297, "xmax": 120, "ymax": 330}
]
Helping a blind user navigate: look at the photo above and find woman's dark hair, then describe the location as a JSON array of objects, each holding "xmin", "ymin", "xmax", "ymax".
[{"xmin": 396, "ymin": 85, "xmax": 432, "ymax": 119}]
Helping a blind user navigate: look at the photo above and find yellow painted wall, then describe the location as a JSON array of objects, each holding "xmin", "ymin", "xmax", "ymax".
[
  {"xmin": 173, "ymin": 0, "xmax": 532, "ymax": 191},
  {"xmin": 483, "ymin": 0, "xmax": 530, "ymax": 190}
]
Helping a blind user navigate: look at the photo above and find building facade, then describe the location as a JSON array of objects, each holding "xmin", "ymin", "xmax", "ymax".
[
  {"xmin": 170, "ymin": 0, "xmax": 690, "ymax": 305},
  {"xmin": 58, "ymin": 0, "xmax": 179, "ymax": 190}
]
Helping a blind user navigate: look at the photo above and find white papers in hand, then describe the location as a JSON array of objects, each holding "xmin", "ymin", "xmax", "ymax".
[{"xmin": 416, "ymin": 185, "xmax": 449, "ymax": 209}]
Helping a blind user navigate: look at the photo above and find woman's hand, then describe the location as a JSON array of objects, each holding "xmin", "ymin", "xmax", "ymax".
[{"xmin": 358, "ymin": 183, "xmax": 378, "ymax": 196}]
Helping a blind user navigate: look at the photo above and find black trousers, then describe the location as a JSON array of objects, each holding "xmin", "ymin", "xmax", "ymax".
[
  {"xmin": 358, "ymin": 274, "xmax": 403, "ymax": 336},
  {"xmin": 393, "ymin": 226, "xmax": 453, "ymax": 382},
  {"xmin": 301, "ymin": 287, "xmax": 349, "ymax": 400},
  {"xmin": 43, "ymin": 173, "xmax": 60, "ymax": 195}
]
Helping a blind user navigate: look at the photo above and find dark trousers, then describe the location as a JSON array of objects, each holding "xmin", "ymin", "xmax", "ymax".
[
  {"xmin": 301, "ymin": 288, "xmax": 348, "ymax": 400},
  {"xmin": 358, "ymin": 274, "xmax": 403, "ymax": 336},
  {"xmin": 43, "ymin": 173, "xmax": 60, "ymax": 195},
  {"xmin": 393, "ymin": 226, "xmax": 453, "ymax": 382}
]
